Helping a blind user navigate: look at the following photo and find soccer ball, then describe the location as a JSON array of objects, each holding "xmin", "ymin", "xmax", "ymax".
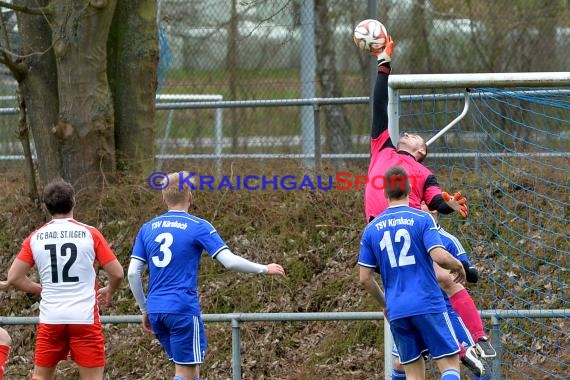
[{"xmin": 353, "ymin": 19, "xmax": 388, "ymax": 53}]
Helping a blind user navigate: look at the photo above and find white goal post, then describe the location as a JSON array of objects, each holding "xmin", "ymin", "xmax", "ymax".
[
  {"xmin": 383, "ymin": 71, "xmax": 570, "ymax": 380},
  {"xmin": 387, "ymin": 72, "xmax": 570, "ymax": 147}
]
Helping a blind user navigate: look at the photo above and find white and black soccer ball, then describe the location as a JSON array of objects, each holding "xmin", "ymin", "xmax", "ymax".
[{"xmin": 353, "ymin": 19, "xmax": 388, "ymax": 53}]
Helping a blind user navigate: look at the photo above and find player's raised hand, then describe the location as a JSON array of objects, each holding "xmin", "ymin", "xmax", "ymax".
[
  {"xmin": 442, "ymin": 191, "xmax": 468, "ymax": 218},
  {"xmin": 266, "ymin": 263, "xmax": 286, "ymax": 277},
  {"xmin": 375, "ymin": 35, "xmax": 394, "ymax": 65}
]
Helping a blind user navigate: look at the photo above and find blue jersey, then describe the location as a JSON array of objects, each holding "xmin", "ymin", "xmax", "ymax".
[
  {"xmin": 131, "ymin": 210, "xmax": 227, "ymax": 314},
  {"xmin": 358, "ymin": 205, "xmax": 447, "ymax": 320},
  {"xmin": 437, "ymin": 226, "xmax": 473, "ymax": 267}
]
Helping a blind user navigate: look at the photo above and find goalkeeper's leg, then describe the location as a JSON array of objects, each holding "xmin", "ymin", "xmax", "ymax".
[{"xmin": 450, "ymin": 289, "xmax": 496, "ymax": 358}]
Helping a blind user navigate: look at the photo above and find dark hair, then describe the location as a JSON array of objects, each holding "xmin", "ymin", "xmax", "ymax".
[
  {"xmin": 42, "ymin": 180, "xmax": 75, "ymax": 215},
  {"xmin": 384, "ymin": 166, "xmax": 410, "ymax": 200}
]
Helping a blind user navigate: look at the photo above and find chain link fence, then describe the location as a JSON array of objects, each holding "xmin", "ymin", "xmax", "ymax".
[{"xmin": 1, "ymin": 0, "xmax": 569, "ymax": 162}]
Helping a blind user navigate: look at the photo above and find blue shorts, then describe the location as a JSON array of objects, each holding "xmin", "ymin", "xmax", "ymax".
[
  {"xmin": 392, "ymin": 308, "xmax": 476, "ymax": 358},
  {"xmin": 149, "ymin": 313, "xmax": 207, "ymax": 365},
  {"xmin": 390, "ymin": 312, "xmax": 460, "ymax": 364}
]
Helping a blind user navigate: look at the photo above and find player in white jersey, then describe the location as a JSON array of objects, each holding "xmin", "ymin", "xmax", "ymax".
[
  {"xmin": 0, "ymin": 180, "xmax": 124, "ymax": 380},
  {"xmin": 128, "ymin": 171, "xmax": 285, "ymax": 380}
]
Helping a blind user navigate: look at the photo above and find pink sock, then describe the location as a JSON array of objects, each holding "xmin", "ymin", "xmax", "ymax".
[{"xmin": 450, "ymin": 289, "xmax": 486, "ymax": 341}]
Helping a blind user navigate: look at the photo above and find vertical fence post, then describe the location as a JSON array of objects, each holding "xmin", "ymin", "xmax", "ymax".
[
  {"xmin": 491, "ymin": 315, "xmax": 502, "ymax": 380},
  {"xmin": 300, "ymin": 0, "xmax": 316, "ymax": 169},
  {"xmin": 232, "ymin": 316, "xmax": 242, "ymax": 380},
  {"xmin": 388, "ymin": 87, "xmax": 400, "ymax": 145},
  {"xmin": 383, "ymin": 317, "xmax": 393, "ymax": 380},
  {"xmin": 156, "ymin": 109, "xmax": 175, "ymax": 171},
  {"xmin": 215, "ymin": 106, "xmax": 223, "ymax": 178},
  {"xmin": 313, "ymin": 102, "xmax": 321, "ymax": 173}
]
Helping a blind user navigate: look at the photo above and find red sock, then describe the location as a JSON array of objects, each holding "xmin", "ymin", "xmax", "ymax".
[
  {"xmin": 0, "ymin": 344, "xmax": 10, "ymax": 380},
  {"xmin": 450, "ymin": 288, "xmax": 486, "ymax": 341}
]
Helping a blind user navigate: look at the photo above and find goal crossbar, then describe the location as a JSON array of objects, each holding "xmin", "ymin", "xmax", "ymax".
[{"xmin": 388, "ymin": 72, "xmax": 570, "ymax": 89}]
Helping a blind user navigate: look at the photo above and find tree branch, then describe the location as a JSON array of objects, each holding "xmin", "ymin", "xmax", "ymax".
[
  {"xmin": 0, "ymin": 1, "xmax": 51, "ymax": 16},
  {"xmin": 0, "ymin": 46, "xmax": 27, "ymax": 81}
]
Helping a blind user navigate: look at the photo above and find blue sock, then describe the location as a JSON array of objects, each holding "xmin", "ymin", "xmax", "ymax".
[
  {"xmin": 441, "ymin": 369, "xmax": 460, "ymax": 380},
  {"xmin": 193, "ymin": 377, "xmax": 201, "ymax": 380},
  {"xmin": 475, "ymin": 375, "xmax": 491, "ymax": 380},
  {"xmin": 392, "ymin": 369, "xmax": 406, "ymax": 379},
  {"xmin": 173, "ymin": 376, "xmax": 187, "ymax": 380}
]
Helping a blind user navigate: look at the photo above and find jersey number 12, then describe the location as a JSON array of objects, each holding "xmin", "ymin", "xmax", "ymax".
[
  {"xmin": 379, "ymin": 229, "xmax": 416, "ymax": 268},
  {"xmin": 45, "ymin": 243, "xmax": 79, "ymax": 283}
]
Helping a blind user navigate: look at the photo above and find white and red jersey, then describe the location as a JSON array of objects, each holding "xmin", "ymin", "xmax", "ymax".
[{"xmin": 17, "ymin": 218, "xmax": 117, "ymax": 324}]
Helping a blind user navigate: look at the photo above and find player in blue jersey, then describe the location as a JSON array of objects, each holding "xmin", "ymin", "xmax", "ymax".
[
  {"xmin": 390, "ymin": 202, "xmax": 492, "ymax": 379},
  {"xmin": 128, "ymin": 171, "xmax": 286, "ymax": 380},
  {"xmin": 358, "ymin": 165, "xmax": 466, "ymax": 380}
]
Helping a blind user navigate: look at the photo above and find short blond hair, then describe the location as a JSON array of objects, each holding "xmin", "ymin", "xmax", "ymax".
[{"xmin": 162, "ymin": 171, "xmax": 194, "ymax": 206}]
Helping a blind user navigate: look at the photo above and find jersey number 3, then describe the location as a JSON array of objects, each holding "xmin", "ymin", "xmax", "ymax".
[
  {"xmin": 45, "ymin": 243, "xmax": 79, "ymax": 283},
  {"xmin": 379, "ymin": 229, "xmax": 416, "ymax": 268},
  {"xmin": 152, "ymin": 232, "xmax": 173, "ymax": 267}
]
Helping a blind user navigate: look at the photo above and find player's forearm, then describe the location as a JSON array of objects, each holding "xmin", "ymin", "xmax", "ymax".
[
  {"xmin": 127, "ymin": 259, "xmax": 147, "ymax": 312},
  {"xmin": 428, "ymin": 194, "xmax": 455, "ymax": 214},
  {"xmin": 103, "ymin": 260, "xmax": 124, "ymax": 294},
  {"xmin": 431, "ymin": 247, "xmax": 462, "ymax": 272},
  {"xmin": 8, "ymin": 276, "xmax": 41, "ymax": 294},
  {"xmin": 361, "ymin": 277, "xmax": 386, "ymax": 308},
  {"xmin": 215, "ymin": 249, "xmax": 268, "ymax": 274}
]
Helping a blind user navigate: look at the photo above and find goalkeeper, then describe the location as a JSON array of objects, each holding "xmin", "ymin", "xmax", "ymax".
[{"xmin": 364, "ymin": 36, "xmax": 467, "ymax": 222}]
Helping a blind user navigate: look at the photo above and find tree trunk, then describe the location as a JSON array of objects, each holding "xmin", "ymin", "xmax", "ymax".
[
  {"xmin": 109, "ymin": 0, "xmax": 158, "ymax": 173},
  {"xmin": 51, "ymin": 0, "xmax": 117, "ymax": 190},
  {"xmin": 314, "ymin": 0, "xmax": 351, "ymax": 166},
  {"xmin": 16, "ymin": 0, "xmax": 61, "ymax": 186}
]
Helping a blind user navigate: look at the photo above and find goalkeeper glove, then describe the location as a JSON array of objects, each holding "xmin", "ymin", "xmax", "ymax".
[
  {"xmin": 462, "ymin": 260, "xmax": 479, "ymax": 283},
  {"xmin": 375, "ymin": 35, "xmax": 394, "ymax": 67},
  {"xmin": 442, "ymin": 191, "xmax": 468, "ymax": 218}
]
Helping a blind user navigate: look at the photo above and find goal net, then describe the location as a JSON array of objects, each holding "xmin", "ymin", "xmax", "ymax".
[{"xmin": 394, "ymin": 75, "xmax": 569, "ymax": 378}]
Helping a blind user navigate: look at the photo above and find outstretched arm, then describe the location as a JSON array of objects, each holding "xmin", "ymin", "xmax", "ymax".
[
  {"xmin": 215, "ymin": 248, "xmax": 285, "ymax": 276},
  {"xmin": 371, "ymin": 37, "xmax": 393, "ymax": 140},
  {"xmin": 371, "ymin": 66, "xmax": 390, "ymax": 139}
]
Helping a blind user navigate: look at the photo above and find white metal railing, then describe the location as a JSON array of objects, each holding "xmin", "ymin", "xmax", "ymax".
[{"xmin": 1, "ymin": 309, "xmax": 568, "ymax": 380}]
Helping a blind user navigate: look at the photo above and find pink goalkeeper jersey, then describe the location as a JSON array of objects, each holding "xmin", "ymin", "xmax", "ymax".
[
  {"xmin": 365, "ymin": 130, "xmax": 441, "ymax": 221},
  {"xmin": 17, "ymin": 218, "xmax": 117, "ymax": 324}
]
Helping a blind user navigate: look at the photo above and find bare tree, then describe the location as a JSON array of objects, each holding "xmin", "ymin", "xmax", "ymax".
[
  {"xmin": 314, "ymin": 0, "xmax": 352, "ymax": 166},
  {"xmin": 0, "ymin": 0, "xmax": 157, "ymax": 193}
]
